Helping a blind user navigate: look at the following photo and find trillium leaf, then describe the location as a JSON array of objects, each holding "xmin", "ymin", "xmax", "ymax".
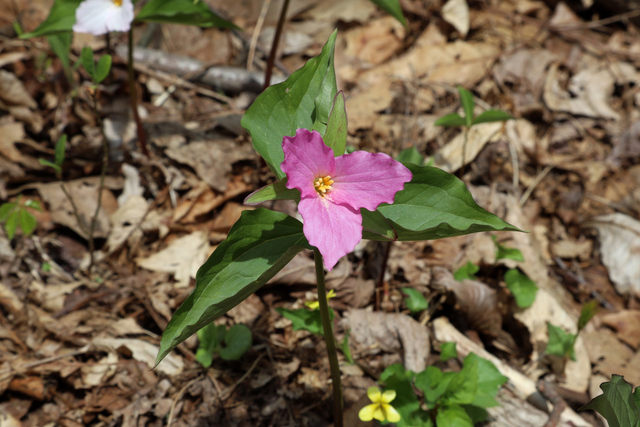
[
  {"xmin": 370, "ymin": 163, "xmax": 521, "ymax": 241},
  {"xmin": 20, "ymin": 0, "xmax": 81, "ymax": 39},
  {"xmin": 136, "ymin": 0, "xmax": 239, "ymax": 29},
  {"xmin": 324, "ymin": 91, "xmax": 347, "ymax": 156},
  {"xmin": 369, "ymin": 0, "xmax": 407, "ymax": 27},
  {"xmin": 156, "ymin": 209, "xmax": 310, "ymax": 365},
  {"xmin": 241, "ymin": 31, "xmax": 338, "ymax": 179},
  {"xmin": 361, "ymin": 208, "xmax": 397, "ymax": 241},
  {"xmin": 243, "ymin": 179, "xmax": 300, "ymax": 205}
]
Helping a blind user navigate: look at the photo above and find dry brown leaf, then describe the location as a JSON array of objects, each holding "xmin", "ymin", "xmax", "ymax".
[
  {"xmin": 136, "ymin": 231, "xmax": 210, "ymax": 288},
  {"xmin": 80, "ymin": 352, "xmax": 117, "ymax": 388},
  {"xmin": 35, "ymin": 177, "xmax": 120, "ymax": 239},
  {"xmin": 343, "ymin": 17, "xmax": 405, "ymax": 66},
  {"xmin": 601, "ymin": 310, "xmax": 640, "ymax": 350},
  {"xmin": 211, "ymin": 202, "xmax": 252, "ymax": 232},
  {"xmin": 433, "ymin": 121, "xmax": 505, "ymax": 172},
  {"xmin": 583, "ymin": 328, "xmax": 635, "ymax": 381},
  {"xmin": 585, "ymin": 213, "xmax": 640, "ymax": 298},
  {"xmin": 92, "ymin": 337, "xmax": 183, "ymax": 376},
  {"xmin": 344, "ymin": 309, "xmax": 430, "ymax": 372},
  {"xmin": 106, "ymin": 195, "xmax": 148, "ymax": 253},
  {"xmin": 165, "ymin": 139, "xmax": 254, "ymax": 192},
  {"xmin": 432, "ymin": 266, "xmax": 502, "ymax": 337},
  {"xmin": 442, "ymin": 0, "xmax": 470, "ymax": 37},
  {"xmin": 0, "ymin": 70, "xmax": 37, "ymax": 109}
]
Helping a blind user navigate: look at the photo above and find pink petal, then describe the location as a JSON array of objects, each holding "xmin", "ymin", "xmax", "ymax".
[
  {"xmin": 298, "ymin": 196, "xmax": 362, "ymax": 271},
  {"xmin": 281, "ymin": 129, "xmax": 335, "ymax": 199},
  {"xmin": 329, "ymin": 151, "xmax": 412, "ymax": 212}
]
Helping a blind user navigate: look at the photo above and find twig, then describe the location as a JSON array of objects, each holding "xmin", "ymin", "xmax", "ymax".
[
  {"xmin": 519, "ymin": 164, "xmax": 553, "ymax": 206},
  {"xmin": 548, "ymin": 9, "xmax": 640, "ymax": 31},
  {"xmin": 263, "ymin": 0, "xmax": 290, "ymax": 90},
  {"xmin": 247, "ymin": 0, "xmax": 272, "ymax": 71},
  {"xmin": 167, "ymin": 377, "xmax": 199, "ymax": 427},
  {"xmin": 537, "ymin": 380, "xmax": 567, "ymax": 427},
  {"xmin": 127, "ymin": 28, "xmax": 149, "ymax": 157},
  {"xmin": 219, "ymin": 353, "xmax": 265, "ymax": 401}
]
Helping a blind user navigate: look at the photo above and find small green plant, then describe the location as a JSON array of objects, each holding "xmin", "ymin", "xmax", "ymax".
[
  {"xmin": 79, "ymin": 47, "xmax": 112, "ymax": 85},
  {"xmin": 546, "ymin": 300, "xmax": 598, "ymax": 362},
  {"xmin": 401, "ymin": 288, "xmax": 428, "ymax": 314},
  {"xmin": 580, "ymin": 375, "xmax": 640, "ymax": 427},
  {"xmin": 440, "ymin": 342, "xmax": 458, "ymax": 362},
  {"xmin": 195, "ymin": 323, "xmax": 252, "ymax": 367},
  {"xmin": 366, "ymin": 353, "xmax": 508, "ymax": 426},
  {"xmin": 0, "ymin": 196, "xmax": 41, "ymax": 240},
  {"xmin": 453, "ymin": 261, "xmax": 479, "ymax": 281},
  {"xmin": 39, "ymin": 134, "xmax": 67, "ymax": 178},
  {"xmin": 435, "ymin": 86, "xmax": 514, "ymax": 129}
]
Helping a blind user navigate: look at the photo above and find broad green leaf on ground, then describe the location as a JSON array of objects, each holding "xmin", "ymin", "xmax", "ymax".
[
  {"xmin": 136, "ymin": 0, "xmax": 239, "ymax": 28},
  {"xmin": 95, "ymin": 55, "xmax": 112, "ymax": 83},
  {"xmin": 370, "ymin": 163, "xmax": 521, "ymax": 241},
  {"xmin": 18, "ymin": 209, "xmax": 37, "ymax": 236},
  {"xmin": 416, "ymin": 366, "xmax": 450, "ymax": 405},
  {"xmin": 0, "ymin": 203, "xmax": 16, "ymax": 221},
  {"xmin": 4, "ymin": 209, "xmax": 19, "ymax": 240},
  {"xmin": 493, "ymin": 235, "xmax": 524, "ymax": 261},
  {"xmin": 440, "ymin": 342, "xmax": 458, "ymax": 361},
  {"xmin": 454, "ymin": 261, "xmax": 479, "ymax": 280},
  {"xmin": 219, "ymin": 324, "xmax": 252, "ymax": 360},
  {"xmin": 20, "ymin": 0, "xmax": 81, "ymax": 39},
  {"xmin": 380, "ymin": 364, "xmax": 421, "ymax": 426},
  {"xmin": 434, "ymin": 113, "xmax": 466, "ymax": 128},
  {"xmin": 324, "ymin": 91, "xmax": 347, "ymax": 156},
  {"xmin": 504, "ymin": 268, "xmax": 538, "ymax": 308},
  {"xmin": 369, "ymin": 0, "xmax": 407, "ymax": 27},
  {"xmin": 580, "ymin": 375, "xmax": 640, "ymax": 427},
  {"xmin": 458, "ymin": 86, "xmax": 475, "ymax": 127},
  {"xmin": 397, "ymin": 146, "xmax": 423, "ymax": 164},
  {"xmin": 546, "ymin": 323, "xmax": 577, "ymax": 361},
  {"xmin": 157, "ymin": 209, "xmax": 310, "ymax": 364},
  {"xmin": 578, "ymin": 300, "xmax": 599, "ymax": 331},
  {"xmin": 401, "ymin": 288, "xmax": 428, "ymax": 314},
  {"xmin": 472, "ymin": 109, "xmax": 514, "ymax": 126},
  {"xmin": 241, "ymin": 31, "xmax": 338, "ymax": 179},
  {"xmin": 465, "ymin": 353, "xmax": 508, "ymax": 408},
  {"xmin": 243, "ymin": 179, "xmax": 300, "ymax": 205},
  {"xmin": 196, "ymin": 323, "xmax": 225, "ymax": 368},
  {"xmin": 275, "ymin": 307, "xmax": 334, "ymax": 335},
  {"xmin": 436, "ymin": 404, "xmax": 474, "ymax": 427},
  {"xmin": 443, "ymin": 357, "xmax": 478, "ymax": 405}
]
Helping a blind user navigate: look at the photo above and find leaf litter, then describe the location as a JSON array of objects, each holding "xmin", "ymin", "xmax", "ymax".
[{"xmin": 2, "ymin": 0, "xmax": 640, "ymax": 426}]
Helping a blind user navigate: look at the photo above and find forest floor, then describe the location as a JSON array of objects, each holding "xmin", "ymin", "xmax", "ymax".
[{"xmin": 1, "ymin": 0, "xmax": 640, "ymax": 426}]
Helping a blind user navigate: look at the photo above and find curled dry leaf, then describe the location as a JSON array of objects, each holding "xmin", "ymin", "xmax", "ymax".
[
  {"xmin": 344, "ymin": 309, "xmax": 430, "ymax": 372},
  {"xmin": 585, "ymin": 213, "xmax": 640, "ymax": 298},
  {"xmin": 92, "ymin": 337, "xmax": 183, "ymax": 376},
  {"xmin": 431, "ymin": 266, "xmax": 502, "ymax": 338},
  {"xmin": 601, "ymin": 310, "xmax": 640, "ymax": 350},
  {"xmin": 433, "ymin": 121, "xmax": 505, "ymax": 172},
  {"xmin": 441, "ymin": 0, "xmax": 470, "ymax": 37}
]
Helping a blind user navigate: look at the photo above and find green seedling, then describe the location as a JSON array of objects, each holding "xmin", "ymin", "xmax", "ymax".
[
  {"xmin": 0, "ymin": 196, "xmax": 41, "ymax": 240},
  {"xmin": 454, "ymin": 261, "xmax": 479, "ymax": 281},
  {"xmin": 196, "ymin": 323, "xmax": 252, "ymax": 368},
  {"xmin": 39, "ymin": 134, "xmax": 67, "ymax": 178},
  {"xmin": 440, "ymin": 342, "xmax": 458, "ymax": 362},
  {"xmin": 546, "ymin": 300, "xmax": 599, "ymax": 362},
  {"xmin": 79, "ymin": 47, "xmax": 112, "ymax": 85},
  {"xmin": 401, "ymin": 288, "xmax": 428, "ymax": 314},
  {"xmin": 435, "ymin": 86, "xmax": 514, "ymax": 129}
]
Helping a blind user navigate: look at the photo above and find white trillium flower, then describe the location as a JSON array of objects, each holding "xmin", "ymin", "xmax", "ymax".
[{"xmin": 73, "ymin": 0, "xmax": 135, "ymax": 35}]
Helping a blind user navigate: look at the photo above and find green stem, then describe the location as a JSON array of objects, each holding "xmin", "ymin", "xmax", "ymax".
[
  {"xmin": 263, "ymin": 0, "xmax": 290, "ymax": 90},
  {"xmin": 314, "ymin": 248, "xmax": 343, "ymax": 427},
  {"xmin": 127, "ymin": 28, "xmax": 149, "ymax": 157}
]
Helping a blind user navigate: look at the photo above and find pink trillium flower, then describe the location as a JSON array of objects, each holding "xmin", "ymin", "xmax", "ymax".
[
  {"xmin": 73, "ymin": 0, "xmax": 134, "ymax": 35},
  {"xmin": 281, "ymin": 129, "xmax": 412, "ymax": 271}
]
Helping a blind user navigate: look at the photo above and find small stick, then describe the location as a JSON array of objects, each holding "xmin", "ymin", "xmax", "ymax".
[
  {"xmin": 127, "ymin": 28, "xmax": 149, "ymax": 157},
  {"xmin": 537, "ymin": 379, "xmax": 567, "ymax": 427},
  {"xmin": 263, "ymin": 0, "xmax": 290, "ymax": 89},
  {"xmin": 247, "ymin": 0, "xmax": 272, "ymax": 71}
]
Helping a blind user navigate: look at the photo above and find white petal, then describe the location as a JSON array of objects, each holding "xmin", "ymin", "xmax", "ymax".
[
  {"xmin": 105, "ymin": 0, "xmax": 134, "ymax": 32},
  {"xmin": 73, "ymin": 0, "xmax": 132, "ymax": 35}
]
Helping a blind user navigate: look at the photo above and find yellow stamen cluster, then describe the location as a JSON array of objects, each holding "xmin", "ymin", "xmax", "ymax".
[
  {"xmin": 314, "ymin": 176, "xmax": 334, "ymax": 196},
  {"xmin": 113, "ymin": 0, "xmax": 123, "ymax": 6}
]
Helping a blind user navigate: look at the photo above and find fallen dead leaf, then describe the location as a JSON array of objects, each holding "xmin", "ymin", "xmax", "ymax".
[
  {"xmin": 585, "ymin": 213, "xmax": 640, "ymax": 298},
  {"xmin": 136, "ymin": 231, "xmax": 210, "ymax": 288},
  {"xmin": 601, "ymin": 310, "xmax": 640, "ymax": 350},
  {"xmin": 433, "ymin": 121, "xmax": 505, "ymax": 172},
  {"xmin": 344, "ymin": 309, "xmax": 430, "ymax": 372},
  {"xmin": 80, "ymin": 352, "xmax": 117, "ymax": 387},
  {"xmin": 442, "ymin": 0, "xmax": 470, "ymax": 37},
  {"xmin": 92, "ymin": 337, "xmax": 183, "ymax": 376}
]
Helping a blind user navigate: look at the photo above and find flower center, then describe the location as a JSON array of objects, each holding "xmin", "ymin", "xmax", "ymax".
[
  {"xmin": 113, "ymin": 0, "xmax": 123, "ymax": 6},
  {"xmin": 314, "ymin": 175, "xmax": 334, "ymax": 196}
]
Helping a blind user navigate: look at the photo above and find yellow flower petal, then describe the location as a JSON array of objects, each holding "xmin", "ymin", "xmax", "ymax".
[
  {"xmin": 381, "ymin": 389, "xmax": 397, "ymax": 403},
  {"xmin": 327, "ymin": 289, "xmax": 337, "ymax": 299},
  {"xmin": 358, "ymin": 403, "xmax": 378, "ymax": 422},
  {"xmin": 367, "ymin": 386, "xmax": 382, "ymax": 402},
  {"xmin": 372, "ymin": 406, "xmax": 386, "ymax": 422},
  {"xmin": 383, "ymin": 403, "xmax": 401, "ymax": 423},
  {"xmin": 305, "ymin": 300, "xmax": 320, "ymax": 310}
]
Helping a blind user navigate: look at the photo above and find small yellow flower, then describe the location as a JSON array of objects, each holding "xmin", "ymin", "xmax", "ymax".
[
  {"xmin": 305, "ymin": 289, "xmax": 336, "ymax": 310},
  {"xmin": 358, "ymin": 387, "xmax": 401, "ymax": 423}
]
